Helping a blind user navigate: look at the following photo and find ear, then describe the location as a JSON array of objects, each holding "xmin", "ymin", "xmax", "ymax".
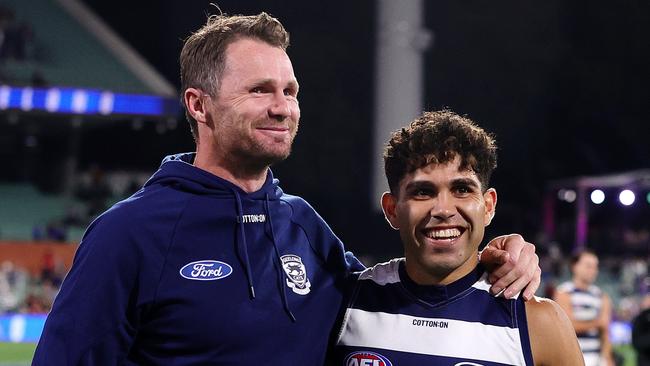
[
  {"xmin": 381, "ymin": 192, "xmax": 400, "ymax": 230},
  {"xmin": 483, "ymin": 188, "xmax": 497, "ymax": 226},
  {"xmin": 184, "ymin": 87, "xmax": 209, "ymax": 124}
]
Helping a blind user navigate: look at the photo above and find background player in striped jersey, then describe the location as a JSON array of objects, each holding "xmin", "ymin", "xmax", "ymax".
[
  {"xmin": 554, "ymin": 250, "xmax": 615, "ymax": 366},
  {"xmin": 330, "ymin": 110, "xmax": 583, "ymax": 365}
]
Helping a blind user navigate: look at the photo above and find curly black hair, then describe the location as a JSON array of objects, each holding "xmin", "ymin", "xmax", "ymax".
[{"xmin": 384, "ymin": 110, "xmax": 497, "ymax": 194}]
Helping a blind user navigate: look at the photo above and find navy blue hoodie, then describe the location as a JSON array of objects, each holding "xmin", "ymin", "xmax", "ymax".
[{"xmin": 33, "ymin": 153, "xmax": 362, "ymax": 365}]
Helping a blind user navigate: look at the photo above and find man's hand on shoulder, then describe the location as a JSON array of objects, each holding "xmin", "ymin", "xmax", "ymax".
[{"xmin": 479, "ymin": 234, "xmax": 541, "ymax": 300}]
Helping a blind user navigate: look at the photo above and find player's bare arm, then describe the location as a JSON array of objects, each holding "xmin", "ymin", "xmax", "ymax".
[
  {"xmin": 599, "ymin": 294, "xmax": 615, "ymax": 366},
  {"xmin": 526, "ymin": 297, "xmax": 584, "ymax": 366}
]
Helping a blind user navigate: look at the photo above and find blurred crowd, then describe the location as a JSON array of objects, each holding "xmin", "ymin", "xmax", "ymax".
[
  {"xmin": 0, "ymin": 5, "xmax": 34, "ymax": 62},
  {"xmin": 1, "ymin": 244, "xmax": 647, "ymax": 319},
  {"xmin": 0, "ymin": 4, "xmax": 47, "ymax": 87},
  {"xmin": 27, "ymin": 166, "xmax": 147, "ymax": 243},
  {"xmin": 0, "ymin": 252, "xmax": 66, "ymax": 314}
]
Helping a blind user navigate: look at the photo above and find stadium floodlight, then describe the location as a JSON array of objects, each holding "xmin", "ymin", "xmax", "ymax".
[
  {"xmin": 619, "ymin": 190, "xmax": 635, "ymax": 206},
  {"xmin": 565, "ymin": 190, "xmax": 577, "ymax": 203},
  {"xmin": 590, "ymin": 189, "xmax": 605, "ymax": 204},
  {"xmin": 558, "ymin": 189, "xmax": 576, "ymax": 203}
]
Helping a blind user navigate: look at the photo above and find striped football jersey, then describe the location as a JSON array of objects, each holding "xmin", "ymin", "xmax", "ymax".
[{"xmin": 331, "ymin": 258, "xmax": 534, "ymax": 366}]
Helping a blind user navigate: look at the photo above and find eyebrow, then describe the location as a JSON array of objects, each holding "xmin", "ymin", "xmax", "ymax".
[
  {"xmin": 289, "ymin": 80, "xmax": 300, "ymax": 92},
  {"xmin": 450, "ymin": 177, "xmax": 481, "ymax": 189},
  {"xmin": 403, "ymin": 180, "xmax": 435, "ymax": 192},
  {"xmin": 403, "ymin": 177, "xmax": 481, "ymax": 192}
]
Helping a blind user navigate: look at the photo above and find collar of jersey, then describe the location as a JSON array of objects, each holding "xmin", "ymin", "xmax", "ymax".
[{"xmin": 398, "ymin": 261, "xmax": 485, "ymax": 305}]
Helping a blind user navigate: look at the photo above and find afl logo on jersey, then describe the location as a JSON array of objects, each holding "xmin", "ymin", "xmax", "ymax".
[
  {"xmin": 454, "ymin": 363, "xmax": 485, "ymax": 366},
  {"xmin": 179, "ymin": 260, "xmax": 233, "ymax": 281},
  {"xmin": 344, "ymin": 351, "xmax": 393, "ymax": 366}
]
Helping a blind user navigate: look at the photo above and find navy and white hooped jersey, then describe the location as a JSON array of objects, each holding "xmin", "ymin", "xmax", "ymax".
[
  {"xmin": 331, "ymin": 259, "xmax": 534, "ymax": 366},
  {"xmin": 556, "ymin": 281, "xmax": 604, "ymax": 364}
]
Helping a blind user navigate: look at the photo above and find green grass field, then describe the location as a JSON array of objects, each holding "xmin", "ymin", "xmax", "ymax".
[
  {"xmin": 615, "ymin": 344, "xmax": 637, "ymax": 366},
  {"xmin": 0, "ymin": 342, "xmax": 36, "ymax": 366},
  {"xmin": 0, "ymin": 342, "xmax": 639, "ymax": 365}
]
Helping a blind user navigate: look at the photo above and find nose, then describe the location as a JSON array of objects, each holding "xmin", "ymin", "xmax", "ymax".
[
  {"xmin": 268, "ymin": 91, "xmax": 292, "ymax": 122},
  {"xmin": 430, "ymin": 192, "xmax": 456, "ymax": 221}
]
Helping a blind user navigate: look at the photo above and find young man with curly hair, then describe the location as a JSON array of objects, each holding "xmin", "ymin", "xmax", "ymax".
[{"xmin": 330, "ymin": 110, "xmax": 583, "ymax": 365}]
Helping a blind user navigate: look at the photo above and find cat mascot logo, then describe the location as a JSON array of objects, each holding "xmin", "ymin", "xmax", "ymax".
[{"xmin": 280, "ymin": 254, "xmax": 311, "ymax": 295}]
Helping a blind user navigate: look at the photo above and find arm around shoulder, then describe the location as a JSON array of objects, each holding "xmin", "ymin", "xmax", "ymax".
[{"xmin": 526, "ymin": 297, "xmax": 585, "ymax": 366}]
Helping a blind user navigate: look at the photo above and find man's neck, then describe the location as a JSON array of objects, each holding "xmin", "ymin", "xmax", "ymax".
[
  {"xmin": 405, "ymin": 255, "xmax": 479, "ymax": 286},
  {"xmin": 193, "ymin": 152, "xmax": 268, "ymax": 193},
  {"xmin": 572, "ymin": 278, "xmax": 591, "ymax": 290}
]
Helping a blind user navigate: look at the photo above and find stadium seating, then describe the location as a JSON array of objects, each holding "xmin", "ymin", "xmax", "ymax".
[{"xmin": 1, "ymin": 0, "xmax": 165, "ymax": 94}]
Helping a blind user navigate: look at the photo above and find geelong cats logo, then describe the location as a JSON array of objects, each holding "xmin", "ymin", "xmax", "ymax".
[{"xmin": 280, "ymin": 254, "xmax": 311, "ymax": 295}]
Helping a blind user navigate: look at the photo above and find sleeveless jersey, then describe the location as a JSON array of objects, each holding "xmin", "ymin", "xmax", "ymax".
[
  {"xmin": 330, "ymin": 259, "xmax": 534, "ymax": 366},
  {"xmin": 556, "ymin": 281, "xmax": 604, "ymax": 366}
]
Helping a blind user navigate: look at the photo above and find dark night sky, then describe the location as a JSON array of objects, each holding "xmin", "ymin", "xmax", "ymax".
[{"xmin": 9, "ymin": 0, "xmax": 650, "ymax": 258}]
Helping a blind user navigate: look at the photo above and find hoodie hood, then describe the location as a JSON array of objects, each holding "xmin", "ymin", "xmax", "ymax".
[{"xmin": 144, "ymin": 152, "xmax": 284, "ymax": 200}]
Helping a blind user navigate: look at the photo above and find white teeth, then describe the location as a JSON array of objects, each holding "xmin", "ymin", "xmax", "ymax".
[{"xmin": 426, "ymin": 228, "xmax": 461, "ymax": 239}]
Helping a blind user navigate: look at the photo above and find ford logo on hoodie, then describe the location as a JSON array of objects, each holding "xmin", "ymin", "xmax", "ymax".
[{"xmin": 180, "ymin": 260, "xmax": 233, "ymax": 281}]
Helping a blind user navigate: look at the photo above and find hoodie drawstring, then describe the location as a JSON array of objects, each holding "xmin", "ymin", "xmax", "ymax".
[
  {"xmin": 232, "ymin": 189, "xmax": 256, "ymax": 299},
  {"xmin": 265, "ymin": 194, "xmax": 296, "ymax": 322}
]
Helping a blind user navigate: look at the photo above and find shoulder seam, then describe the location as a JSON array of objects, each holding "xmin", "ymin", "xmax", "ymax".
[
  {"xmin": 281, "ymin": 197, "xmax": 330, "ymax": 266},
  {"xmin": 150, "ymin": 195, "xmax": 194, "ymax": 307}
]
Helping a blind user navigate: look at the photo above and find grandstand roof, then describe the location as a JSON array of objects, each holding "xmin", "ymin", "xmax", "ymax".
[{"xmin": 1, "ymin": 0, "xmax": 175, "ymax": 97}]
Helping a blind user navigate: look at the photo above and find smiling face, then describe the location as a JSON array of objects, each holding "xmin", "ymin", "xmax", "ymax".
[
  {"xmin": 200, "ymin": 38, "xmax": 300, "ymax": 169},
  {"xmin": 382, "ymin": 155, "xmax": 497, "ymax": 285}
]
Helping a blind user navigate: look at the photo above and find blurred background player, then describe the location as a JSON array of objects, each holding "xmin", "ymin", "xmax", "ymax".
[{"xmin": 555, "ymin": 249, "xmax": 615, "ymax": 366}]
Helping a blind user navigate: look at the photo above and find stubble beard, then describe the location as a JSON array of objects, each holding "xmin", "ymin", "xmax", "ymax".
[
  {"xmin": 233, "ymin": 139, "xmax": 294, "ymax": 170},
  {"xmin": 405, "ymin": 234, "xmax": 477, "ymax": 284},
  {"xmin": 221, "ymin": 113, "xmax": 299, "ymax": 172}
]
